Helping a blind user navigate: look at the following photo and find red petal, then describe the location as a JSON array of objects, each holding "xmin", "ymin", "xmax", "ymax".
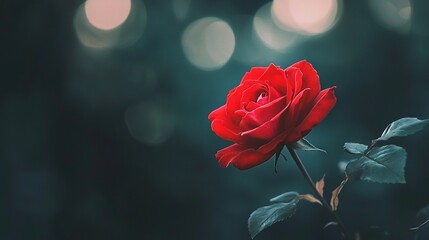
[
  {"xmin": 285, "ymin": 67, "xmax": 303, "ymax": 99},
  {"xmin": 286, "ymin": 88, "xmax": 314, "ymax": 127},
  {"xmin": 209, "ymin": 105, "xmax": 244, "ymax": 143},
  {"xmin": 244, "ymin": 101, "xmax": 260, "ymax": 112},
  {"xmin": 286, "ymin": 87, "xmax": 337, "ymax": 143},
  {"xmin": 240, "ymin": 96, "xmax": 287, "ymax": 130},
  {"xmin": 241, "ymin": 101, "xmax": 288, "ymax": 141},
  {"xmin": 226, "ymin": 80, "xmax": 259, "ymax": 120},
  {"xmin": 241, "ymin": 67, "xmax": 268, "ymax": 82},
  {"xmin": 211, "ymin": 119, "xmax": 242, "ymax": 143},
  {"xmin": 216, "ymin": 127, "xmax": 298, "ymax": 170},
  {"xmin": 216, "ymin": 144, "xmax": 273, "ymax": 170},
  {"xmin": 208, "ymin": 105, "xmax": 226, "ymax": 121},
  {"xmin": 267, "ymin": 83, "xmax": 282, "ymax": 101},
  {"xmin": 258, "ymin": 64, "xmax": 288, "ymax": 95},
  {"xmin": 290, "ymin": 60, "xmax": 320, "ymax": 100},
  {"xmin": 240, "ymin": 82, "xmax": 266, "ymax": 106}
]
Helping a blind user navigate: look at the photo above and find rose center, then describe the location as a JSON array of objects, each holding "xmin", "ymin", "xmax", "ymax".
[{"xmin": 256, "ymin": 91, "xmax": 268, "ymax": 103}]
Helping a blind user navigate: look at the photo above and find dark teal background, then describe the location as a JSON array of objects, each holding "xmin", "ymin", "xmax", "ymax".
[{"xmin": 1, "ymin": 0, "xmax": 429, "ymax": 239}]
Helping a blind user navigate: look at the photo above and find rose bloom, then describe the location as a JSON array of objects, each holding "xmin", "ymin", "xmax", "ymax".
[{"xmin": 208, "ymin": 60, "xmax": 336, "ymax": 170}]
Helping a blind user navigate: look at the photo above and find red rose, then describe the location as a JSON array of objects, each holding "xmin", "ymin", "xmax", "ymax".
[{"xmin": 208, "ymin": 60, "xmax": 336, "ymax": 170}]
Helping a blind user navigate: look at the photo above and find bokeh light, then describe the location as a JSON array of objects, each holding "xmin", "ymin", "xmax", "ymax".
[
  {"xmin": 253, "ymin": 2, "xmax": 298, "ymax": 52},
  {"xmin": 231, "ymin": 15, "xmax": 270, "ymax": 63},
  {"xmin": 125, "ymin": 101, "xmax": 176, "ymax": 145},
  {"xmin": 272, "ymin": 0, "xmax": 340, "ymax": 35},
  {"xmin": 74, "ymin": 0, "xmax": 146, "ymax": 49},
  {"xmin": 74, "ymin": 3, "xmax": 120, "ymax": 49},
  {"xmin": 368, "ymin": 0, "xmax": 411, "ymax": 33},
  {"xmin": 182, "ymin": 17, "xmax": 235, "ymax": 70},
  {"xmin": 85, "ymin": 0, "xmax": 132, "ymax": 30}
]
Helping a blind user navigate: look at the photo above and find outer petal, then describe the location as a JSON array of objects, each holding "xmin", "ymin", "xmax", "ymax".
[
  {"xmin": 258, "ymin": 128, "xmax": 293, "ymax": 154},
  {"xmin": 285, "ymin": 87, "xmax": 337, "ymax": 143},
  {"xmin": 284, "ymin": 67, "xmax": 303, "ymax": 99},
  {"xmin": 241, "ymin": 100, "xmax": 288, "ymax": 141},
  {"xmin": 241, "ymin": 67, "xmax": 268, "ymax": 82},
  {"xmin": 208, "ymin": 105, "xmax": 226, "ymax": 121},
  {"xmin": 211, "ymin": 119, "xmax": 242, "ymax": 143},
  {"xmin": 215, "ymin": 144, "xmax": 273, "ymax": 170},
  {"xmin": 209, "ymin": 105, "xmax": 243, "ymax": 143},
  {"xmin": 290, "ymin": 60, "xmax": 321, "ymax": 100},
  {"xmin": 216, "ymin": 126, "xmax": 297, "ymax": 170},
  {"xmin": 284, "ymin": 88, "xmax": 312, "ymax": 128}
]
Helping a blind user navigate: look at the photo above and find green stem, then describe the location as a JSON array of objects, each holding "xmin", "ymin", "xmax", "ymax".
[{"xmin": 286, "ymin": 145, "xmax": 351, "ymax": 240}]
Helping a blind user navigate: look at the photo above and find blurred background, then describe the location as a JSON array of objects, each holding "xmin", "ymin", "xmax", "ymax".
[{"xmin": 1, "ymin": 0, "xmax": 429, "ymax": 239}]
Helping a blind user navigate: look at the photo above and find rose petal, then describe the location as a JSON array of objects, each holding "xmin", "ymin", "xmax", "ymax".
[
  {"xmin": 240, "ymin": 96, "xmax": 287, "ymax": 130},
  {"xmin": 285, "ymin": 87, "xmax": 336, "ymax": 143},
  {"xmin": 216, "ymin": 144, "xmax": 273, "ymax": 170},
  {"xmin": 286, "ymin": 88, "xmax": 314, "ymax": 127},
  {"xmin": 258, "ymin": 130, "xmax": 291, "ymax": 154},
  {"xmin": 290, "ymin": 60, "xmax": 321, "ymax": 100},
  {"xmin": 211, "ymin": 119, "xmax": 242, "ymax": 143},
  {"xmin": 257, "ymin": 64, "xmax": 288, "ymax": 95},
  {"xmin": 244, "ymin": 101, "xmax": 260, "ymax": 112},
  {"xmin": 226, "ymin": 80, "xmax": 260, "ymax": 121},
  {"xmin": 218, "ymin": 128, "xmax": 296, "ymax": 170},
  {"xmin": 209, "ymin": 106, "xmax": 243, "ymax": 141},
  {"xmin": 208, "ymin": 105, "xmax": 226, "ymax": 121},
  {"xmin": 267, "ymin": 82, "xmax": 282, "ymax": 101},
  {"xmin": 285, "ymin": 67, "xmax": 303, "ymax": 99},
  {"xmin": 241, "ymin": 100, "xmax": 288, "ymax": 141},
  {"xmin": 241, "ymin": 67, "xmax": 268, "ymax": 82},
  {"xmin": 240, "ymin": 82, "xmax": 266, "ymax": 107},
  {"xmin": 216, "ymin": 144, "xmax": 246, "ymax": 167}
]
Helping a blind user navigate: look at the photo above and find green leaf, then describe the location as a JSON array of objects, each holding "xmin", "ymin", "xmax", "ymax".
[
  {"xmin": 248, "ymin": 200, "xmax": 299, "ymax": 239},
  {"xmin": 270, "ymin": 191, "xmax": 299, "ymax": 203},
  {"xmin": 344, "ymin": 142, "xmax": 368, "ymax": 155},
  {"xmin": 414, "ymin": 204, "xmax": 429, "ymax": 240},
  {"xmin": 377, "ymin": 117, "xmax": 429, "ymax": 141},
  {"xmin": 290, "ymin": 138, "xmax": 326, "ymax": 153},
  {"xmin": 345, "ymin": 145, "xmax": 406, "ymax": 183}
]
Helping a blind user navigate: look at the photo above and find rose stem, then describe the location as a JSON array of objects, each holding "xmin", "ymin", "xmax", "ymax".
[{"xmin": 286, "ymin": 145, "xmax": 351, "ymax": 240}]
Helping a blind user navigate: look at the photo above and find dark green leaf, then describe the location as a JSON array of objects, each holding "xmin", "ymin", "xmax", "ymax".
[
  {"xmin": 323, "ymin": 221, "xmax": 338, "ymax": 229},
  {"xmin": 270, "ymin": 191, "xmax": 299, "ymax": 203},
  {"xmin": 377, "ymin": 117, "xmax": 429, "ymax": 141},
  {"xmin": 414, "ymin": 204, "xmax": 429, "ymax": 240},
  {"xmin": 248, "ymin": 200, "xmax": 299, "ymax": 239},
  {"xmin": 345, "ymin": 145, "xmax": 406, "ymax": 183},
  {"xmin": 344, "ymin": 142, "xmax": 368, "ymax": 155},
  {"xmin": 290, "ymin": 138, "xmax": 326, "ymax": 153}
]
